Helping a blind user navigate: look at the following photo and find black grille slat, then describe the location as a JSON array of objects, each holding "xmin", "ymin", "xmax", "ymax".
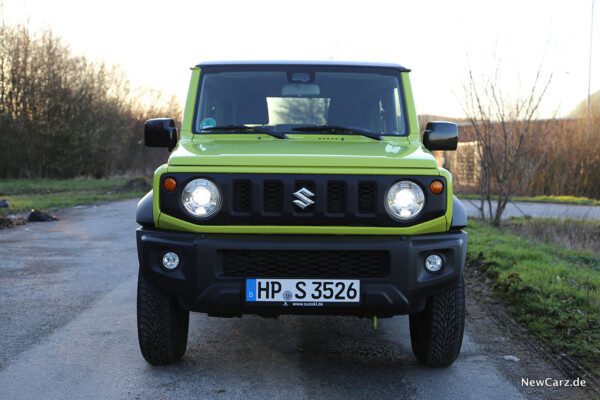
[
  {"xmin": 233, "ymin": 180, "xmax": 252, "ymax": 212},
  {"xmin": 327, "ymin": 181, "xmax": 345, "ymax": 213},
  {"xmin": 221, "ymin": 250, "xmax": 389, "ymax": 278},
  {"xmin": 263, "ymin": 181, "xmax": 283, "ymax": 213},
  {"xmin": 358, "ymin": 182, "xmax": 376, "ymax": 214}
]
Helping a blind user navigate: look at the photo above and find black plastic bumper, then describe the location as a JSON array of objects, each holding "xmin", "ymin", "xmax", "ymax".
[{"xmin": 136, "ymin": 228, "xmax": 467, "ymax": 317}]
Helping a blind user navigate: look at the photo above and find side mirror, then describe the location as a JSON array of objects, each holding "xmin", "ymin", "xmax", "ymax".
[
  {"xmin": 423, "ymin": 121, "xmax": 458, "ymax": 151},
  {"xmin": 145, "ymin": 118, "xmax": 178, "ymax": 152}
]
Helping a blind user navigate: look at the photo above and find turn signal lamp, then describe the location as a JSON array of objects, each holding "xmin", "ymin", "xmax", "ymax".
[
  {"xmin": 163, "ymin": 177, "xmax": 177, "ymax": 192},
  {"xmin": 430, "ymin": 180, "xmax": 444, "ymax": 195}
]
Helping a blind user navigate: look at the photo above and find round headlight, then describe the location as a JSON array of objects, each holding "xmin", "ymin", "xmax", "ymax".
[
  {"xmin": 182, "ymin": 179, "xmax": 222, "ymax": 218},
  {"xmin": 385, "ymin": 181, "xmax": 425, "ymax": 220}
]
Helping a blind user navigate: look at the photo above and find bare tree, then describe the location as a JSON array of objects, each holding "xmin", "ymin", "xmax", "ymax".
[
  {"xmin": 0, "ymin": 22, "xmax": 181, "ymax": 178},
  {"xmin": 461, "ymin": 64, "xmax": 555, "ymax": 226}
]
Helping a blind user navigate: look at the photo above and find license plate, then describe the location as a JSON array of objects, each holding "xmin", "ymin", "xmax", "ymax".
[{"xmin": 246, "ymin": 279, "xmax": 360, "ymax": 303}]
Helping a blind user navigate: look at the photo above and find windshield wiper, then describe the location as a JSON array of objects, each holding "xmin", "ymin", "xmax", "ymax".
[
  {"xmin": 201, "ymin": 125, "xmax": 288, "ymax": 139},
  {"xmin": 290, "ymin": 125, "xmax": 383, "ymax": 141}
]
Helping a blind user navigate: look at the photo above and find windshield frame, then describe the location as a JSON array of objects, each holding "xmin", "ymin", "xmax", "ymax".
[{"xmin": 192, "ymin": 64, "xmax": 410, "ymax": 137}]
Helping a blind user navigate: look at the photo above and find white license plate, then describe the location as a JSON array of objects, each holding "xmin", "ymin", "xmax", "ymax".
[{"xmin": 246, "ymin": 279, "xmax": 360, "ymax": 303}]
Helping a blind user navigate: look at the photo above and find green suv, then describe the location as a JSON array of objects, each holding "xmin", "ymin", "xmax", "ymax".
[{"xmin": 136, "ymin": 61, "xmax": 468, "ymax": 367}]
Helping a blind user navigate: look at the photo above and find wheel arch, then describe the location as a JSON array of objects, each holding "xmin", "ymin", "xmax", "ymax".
[
  {"xmin": 450, "ymin": 195, "xmax": 467, "ymax": 229},
  {"xmin": 136, "ymin": 190, "xmax": 154, "ymax": 226}
]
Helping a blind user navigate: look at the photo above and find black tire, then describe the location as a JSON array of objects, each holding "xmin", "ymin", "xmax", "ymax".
[
  {"xmin": 409, "ymin": 276, "xmax": 465, "ymax": 367},
  {"xmin": 137, "ymin": 270, "xmax": 189, "ymax": 365}
]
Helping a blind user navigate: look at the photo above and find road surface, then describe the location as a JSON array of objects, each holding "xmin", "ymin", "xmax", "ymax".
[
  {"xmin": 462, "ymin": 199, "xmax": 600, "ymax": 220},
  {"xmin": 0, "ymin": 199, "xmax": 593, "ymax": 399}
]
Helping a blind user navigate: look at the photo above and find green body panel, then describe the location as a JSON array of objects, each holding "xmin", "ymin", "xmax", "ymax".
[
  {"xmin": 169, "ymin": 136, "xmax": 438, "ymax": 169},
  {"xmin": 158, "ymin": 212, "xmax": 447, "ymax": 235},
  {"xmin": 152, "ymin": 164, "xmax": 169, "ymax": 225},
  {"xmin": 164, "ymin": 165, "xmax": 441, "ymax": 176},
  {"xmin": 401, "ymin": 73, "xmax": 421, "ymax": 143},
  {"xmin": 438, "ymin": 168, "xmax": 454, "ymax": 230},
  {"xmin": 152, "ymin": 69, "xmax": 454, "ymax": 235},
  {"xmin": 179, "ymin": 69, "xmax": 200, "ymax": 140}
]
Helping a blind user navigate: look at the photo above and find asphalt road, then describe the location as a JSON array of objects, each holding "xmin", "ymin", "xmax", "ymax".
[
  {"xmin": 462, "ymin": 199, "xmax": 600, "ymax": 220},
  {"xmin": 0, "ymin": 199, "xmax": 593, "ymax": 399}
]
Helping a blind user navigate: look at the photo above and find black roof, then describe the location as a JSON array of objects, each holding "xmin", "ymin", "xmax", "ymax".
[{"xmin": 194, "ymin": 60, "xmax": 410, "ymax": 72}]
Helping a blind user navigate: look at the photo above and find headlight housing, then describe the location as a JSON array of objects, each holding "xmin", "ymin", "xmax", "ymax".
[
  {"xmin": 182, "ymin": 179, "xmax": 222, "ymax": 218},
  {"xmin": 385, "ymin": 181, "xmax": 425, "ymax": 220}
]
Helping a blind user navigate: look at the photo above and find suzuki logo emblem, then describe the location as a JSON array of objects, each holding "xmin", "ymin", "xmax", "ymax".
[{"xmin": 293, "ymin": 187, "xmax": 315, "ymax": 209}]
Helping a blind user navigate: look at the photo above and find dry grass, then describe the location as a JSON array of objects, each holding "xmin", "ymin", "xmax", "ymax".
[{"xmin": 504, "ymin": 217, "xmax": 600, "ymax": 255}]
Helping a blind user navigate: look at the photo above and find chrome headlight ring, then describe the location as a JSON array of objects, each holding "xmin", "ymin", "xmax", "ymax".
[
  {"xmin": 385, "ymin": 180, "xmax": 425, "ymax": 221},
  {"xmin": 181, "ymin": 178, "xmax": 222, "ymax": 218}
]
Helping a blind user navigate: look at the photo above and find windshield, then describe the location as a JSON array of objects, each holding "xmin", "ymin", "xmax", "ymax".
[{"xmin": 194, "ymin": 66, "xmax": 407, "ymax": 136}]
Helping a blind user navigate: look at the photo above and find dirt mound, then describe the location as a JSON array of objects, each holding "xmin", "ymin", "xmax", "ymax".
[
  {"xmin": 0, "ymin": 214, "xmax": 27, "ymax": 230},
  {"xmin": 0, "ymin": 215, "xmax": 14, "ymax": 229}
]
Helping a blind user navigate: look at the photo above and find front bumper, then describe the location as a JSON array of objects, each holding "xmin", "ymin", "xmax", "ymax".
[{"xmin": 136, "ymin": 228, "xmax": 467, "ymax": 317}]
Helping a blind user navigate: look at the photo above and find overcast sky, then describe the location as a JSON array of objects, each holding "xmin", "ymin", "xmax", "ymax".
[{"xmin": 2, "ymin": 0, "xmax": 598, "ymax": 118}]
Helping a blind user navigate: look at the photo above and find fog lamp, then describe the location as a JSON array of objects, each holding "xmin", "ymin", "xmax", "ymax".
[
  {"xmin": 425, "ymin": 254, "xmax": 443, "ymax": 273},
  {"xmin": 162, "ymin": 252, "xmax": 180, "ymax": 270}
]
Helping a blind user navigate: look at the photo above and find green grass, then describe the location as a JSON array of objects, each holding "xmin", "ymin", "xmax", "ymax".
[
  {"xmin": 459, "ymin": 194, "xmax": 600, "ymax": 206},
  {"xmin": 467, "ymin": 219, "xmax": 600, "ymax": 374},
  {"xmin": 0, "ymin": 178, "xmax": 149, "ymax": 214}
]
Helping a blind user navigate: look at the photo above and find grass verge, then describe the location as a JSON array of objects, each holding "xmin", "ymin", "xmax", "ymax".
[
  {"xmin": 459, "ymin": 194, "xmax": 600, "ymax": 206},
  {"xmin": 0, "ymin": 178, "xmax": 150, "ymax": 214},
  {"xmin": 505, "ymin": 217, "xmax": 600, "ymax": 255},
  {"xmin": 466, "ymin": 219, "xmax": 600, "ymax": 375}
]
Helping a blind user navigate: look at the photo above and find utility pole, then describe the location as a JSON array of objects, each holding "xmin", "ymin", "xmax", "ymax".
[{"xmin": 588, "ymin": 0, "xmax": 595, "ymax": 136}]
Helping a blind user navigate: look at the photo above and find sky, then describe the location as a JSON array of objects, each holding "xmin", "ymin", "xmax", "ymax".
[{"xmin": 2, "ymin": 0, "xmax": 598, "ymax": 118}]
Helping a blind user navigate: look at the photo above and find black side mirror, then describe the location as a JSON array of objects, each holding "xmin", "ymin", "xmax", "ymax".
[
  {"xmin": 145, "ymin": 118, "xmax": 178, "ymax": 152},
  {"xmin": 422, "ymin": 121, "xmax": 458, "ymax": 151}
]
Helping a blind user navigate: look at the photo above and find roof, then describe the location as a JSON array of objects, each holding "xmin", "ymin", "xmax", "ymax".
[{"xmin": 194, "ymin": 60, "xmax": 410, "ymax": 72}]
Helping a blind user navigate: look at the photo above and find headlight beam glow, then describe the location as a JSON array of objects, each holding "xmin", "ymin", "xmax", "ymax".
[
  {"xmin": 385, "ymin": 180, "xmax": 425, "ymax": 221},
  {"xmin": 182, "ymin": 178, "xmax": 222, "ymax": 218}
]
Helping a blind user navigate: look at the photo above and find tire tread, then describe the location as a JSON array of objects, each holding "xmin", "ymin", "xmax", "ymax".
[
  {"xmin": 409, "ymin": 277, "xmax": 465, "ymax": 367},
  {"xmin": 137, "ymin": 271, "xmax": 189, "ymax": 365}
]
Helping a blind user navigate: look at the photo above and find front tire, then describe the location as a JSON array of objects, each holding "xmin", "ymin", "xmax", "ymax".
[
  {"xmin": 137, "ymin": 270, "xmax": 189, "ymax": 365},
  {"xmin": 409, "ymin": 276, "xmax": 465, "ymax": 367}
]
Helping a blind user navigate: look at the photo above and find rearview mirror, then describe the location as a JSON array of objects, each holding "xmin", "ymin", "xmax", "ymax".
[
  {"xmin": 145, "ymin": 118, "xmax": 178, "ymax": 152},
  {"xmin": 423, "ymin": 122, "xmax": 458, "ymax": 151},
  {"xmin": 282, "ymin": 84, "xmax": 320, "ymax": 96}
]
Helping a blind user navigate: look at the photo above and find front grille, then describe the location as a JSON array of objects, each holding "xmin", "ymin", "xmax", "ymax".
[
  {"xmin": 263, "ymin": 181, "xmax": 283, "ymax": 213},
  {"xmin": 232, "ymin": 179, "xmax": 371, "ymax": 218},
  {"xmin": 358, "ymin": 182, "xmax": 376, "ymax": 213},
  {"xmin": 232, "ymin": 180, "xmax": 251, "ymax": 212},
  {"xmin": 327, "ymin": 181, "xmax": 345, "ymax": 213},
  {"xmin": 220, "ymin": 250, "xmax": 389, "ymax": 278},
  {"xmin": 159, "ymin": 173, "xmax": 447, "ymax": 227},
  {"xmin": 294, "ymin": 181, "xmax": 315, "ymax": 214}
]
